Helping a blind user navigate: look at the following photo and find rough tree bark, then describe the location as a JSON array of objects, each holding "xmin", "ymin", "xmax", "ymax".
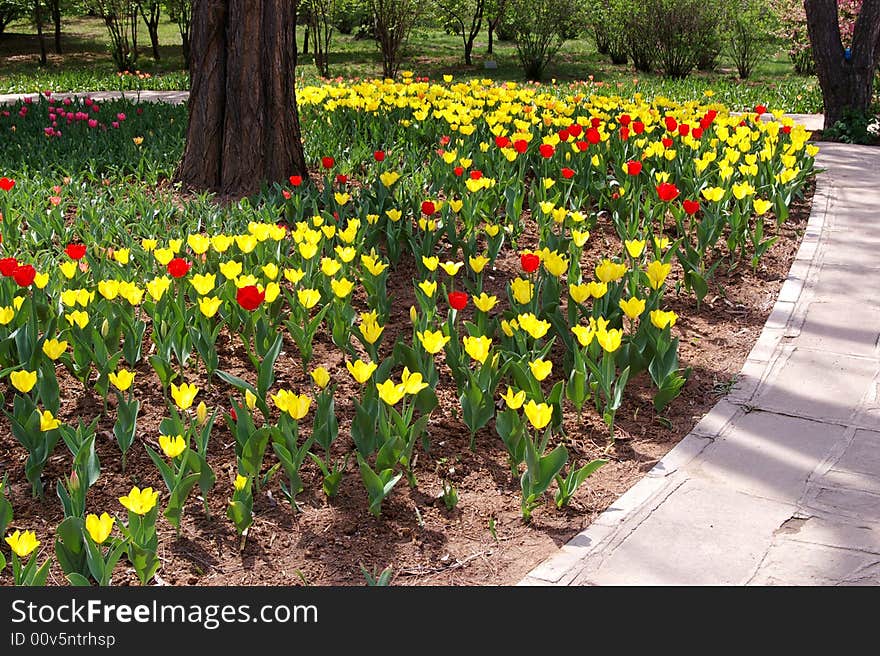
[
  {"xmin": 805, "ymin": 0, "xmax": 880, "ymax": 129},
  {"xmin": 176, "ymin": 0, "xmax": 307, "ymax": 197}
]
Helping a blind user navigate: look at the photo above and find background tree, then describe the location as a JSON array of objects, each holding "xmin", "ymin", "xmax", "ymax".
[
  {"xmin": 0, "ymin": 0, "xmax": 28, "ymax": 38},
  {"xmin": 139, "ymin": 0, "xmax": 162, "ymax": 60},
  {"xmin": 164, "ymin": 0, "xmax": 192, "ymax": 67},
  {"xmin": 484, "ymin": 0, "xmax": 507, "ymax": 55},
  {"xmin": 369, "ymin": 0, "xmax": 421, "ymax": 78},
  {"xmin": 805, "ymin": 0, "xmax": 880, "ymax": 129},
  {"xmin": 725, "ymin": 0, "xmax": 778, "ymax": 79},
  {"xmin": 33, "ymin": 0, "xmax": 46, "ymax": 64},
  {"xmin": 305, "ymin": 0, "xmax": 336, "ymax": 77},
  {"xmin": 176, "ymin": 0, "xmax": 306, "ymax": 196},
  {"xmin": 90, "ymin": 0, "xmax": 140, "ymax": 71},
  {"xmin": 47, "ymin": 0, "xmax": 59, "ymax": 53},
  {"xmin": 436, "ymin": 0, "xmax": 484, "ymax": 65},
  {"xmin": 501, "ymin": 0, "xmax": 575, "ymax": 80}
]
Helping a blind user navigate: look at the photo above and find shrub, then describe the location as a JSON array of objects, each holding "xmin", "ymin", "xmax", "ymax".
[
  {"xmin": 591, "ymin": 0, "xmax": 629, "ymax": 65},
  {"xmin": 502, "ymin": 0, "xmax": 577, "ymax": 81},
  {"xmin": 726, "ymin": 0, "xmax": 778, "ymax": 79},
  {"xmin": 369, "ymin": 0, "xmax": 422, "ymax": 78}
]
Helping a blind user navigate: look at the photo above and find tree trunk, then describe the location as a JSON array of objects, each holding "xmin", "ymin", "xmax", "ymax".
[
  {"xmin": 302, "ymin": 22, "xmax": 309, "ymax": 55},
  {"xmin": 34, "ymin": 0, "xmax": 46, "ymax": 65},
  {"xmin": 464, "ymin": 37, "xmax": 473, "ymax": 65},
  {"xmin": 805, "ymin": 0, "xmax": 880, "ymax": 129},
  {"xmin": 177, "ymin": 0, "xmax": 307, "ymax": 197},
  {"xmin": 487, "ymin": 21, "xmax": 493, "ymax": 54},
  {"xmin": 50, "ymin": 0, "xmax": 60, "ymax": 54},
  {"xmin": 140, "ymin": 2, "xmax": 162, "ymax": 60}
]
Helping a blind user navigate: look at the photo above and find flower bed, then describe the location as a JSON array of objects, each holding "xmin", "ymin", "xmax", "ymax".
[{"xmin": 0, "ymin": 79, "xmax": 815, "ymax": 585}]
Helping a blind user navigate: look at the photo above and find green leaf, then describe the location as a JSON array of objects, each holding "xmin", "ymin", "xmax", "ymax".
[
  {"xmin": 257, "ymin": 333, "xmax": 284, "ymax": 398},
  {"xmin": 164, "ymin": 473, "xmax": 200, "ymax": 530}
]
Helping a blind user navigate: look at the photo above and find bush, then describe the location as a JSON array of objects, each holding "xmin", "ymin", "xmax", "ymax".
[
  {"xmin": 621, "ymin": 0, "xmax": 722, "ymax": 78},
  {"xmin": 0, "ymin": 0, "xmax": 26, "ymax": 37},
  {"xmin": 502, "ymin": 0, "xmax": 577, "ymax": 81},
  {"xmin": 726, "ymin": 0, "xmax": 778, "ymax": 79},
  {"xmin": 334, "ymin": 0, "xmax": 371, "ymax": 35},
  {"xmin": 591, "ymin": 0, "xmax": 629, "ymax": 65}
]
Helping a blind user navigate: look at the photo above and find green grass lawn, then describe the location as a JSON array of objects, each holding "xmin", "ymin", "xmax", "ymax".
[{"xmin": 0, "ymin": 15, "xmax": 823, "ymax": 112}]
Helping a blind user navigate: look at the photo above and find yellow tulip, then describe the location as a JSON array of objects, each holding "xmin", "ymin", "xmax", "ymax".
[
  {"xmin": 219, "ymin": 260, "xmax": 243, "ymax": 280},
  {"xmin": 66, "ymin": 310, "xmax": 89, "ymax": 329},
  {"xmin": 0, "ymin": 306, "xmax": 14, "ymax": 326},
  {"xmin": 650, "ymin": 309, "xmax": 678, "ymax": 330},
  {"xmin": 385, "ymin": 208, "xmax": 402, "ymax": 222},
  {"xmin": 401, "ymin": 368, "xmax": 429, "ymax": 395},
  {"xmin": 646, "ymin": 260, "xmax": 672, "ymax": 290},
  {"xmin": 569, "ymin": 283, "xmax": 590, "ymax": 304},
  {"xmin": 34, "ymin": 272, "xmax": 49, "ymax": 289},
  {"xmin": 439, "ymin": 261, "xmax": 463, "ymax": 276},
  {"xmin": 361, "ymin": 254, "xmax": 388, "ymax": 276},
  {"xmin": 346, "ymin": 359, "xmax": 377, "ymax": 384},
  {"xmin": 595, "ymin": 259, "xmax": 627, "ymax": 283},
  {"xmin": 542, "ymin": 250, "xmax": 568, "ymax": 277},
  {"xmin": 85, "ymin": 512, "xmax": 115, "ymax": 544},
  {"xmin": 199, "ymin": 296, "xmax": 222, "ymax": 318},
  {"xmin": 153, "ymin": 247, "xmax": 174, "ymax": 266},
  {"xmin": 170, "ymin": 382, "xmax": 198, "ymax": 410},
  {"xmin": 570, "ymin": 323, "xmax": 595, "ymax": 348},
  {"xmin": 473, "ymin": 293, "xmax": 498, "ymax": 313},
  {"xmin": 469, "ymin": 255, "xmax": 490, "ymax": 273},
  {"xmin": 376, "ymin": 379, "xmax": 406, "ymax": 406},
  {"xmin": 320, "ymin": 258, "xmax": 342, "ymax": 277},
  {"xmin": 146, "ymin": 275, "xmax": 172, "ymax": 301},
  {"xmin": 119, "ymin": 486, "xmax": 160, "ymax": 515},
  {"xmin": 190, "ymin": 273, "xmax": 216, "ymax": 295},
  {"xmin": 380, "ymin": 171, "xmax": 400, "ymax": 187},
  {"xmin": 59, "ymin": 260, "xmax": 78, "ymax": 279},
  {"xmin": 159, "ymin": 434, "xmax": 187, "ymax": 459},
  {"xmin": 235, "ymin": 234, "xmax": 257, "ymax": 253},
  {"xmin": 421, "ymin": 256, "xmax": 439, "ymax": 271},
  {"xmin": 10, "ymin": 370, "xmax": 37, "ymax": 393},
  {"xmin": 619, "ymin": 297, "xmax": 646, "ymax": 319},
  {"xmin": 517, "ymin": 313, "xmax": 551, "ymax": 339},
  {"xmin": 97, "ymin": 279, "xmax": 120, "ymax": 300},
  {"xmin": 417, "ymin": 329, "xmax": 450, "ymax": 354},
  {"xmin": 596, "ymin": 327, "xmax": 623, "ymax": 352},
  {"xmin": 310, "ymin": 367, "xmax": 331, "ymax": 389},
  {"xmin": 418, "ymin": 280, "xmax": 437, "ymax": 297},
  {"xmin": 297, "ymin": 288, "xmax": 321, "ymax": 309},
  {"xmin": 529, "ymin": 358, "xmax": 553, "ymax": 381},
  {"xmin": 624, "ymin": 239, "xmax": 646, "ymax": 258},
  {"xmin": 463, "ymin": 335, "xmax": 492, "ymax": 364},
  {"xmin": 187, "ymin": 234, "xmax": 210, "ymax": 254},
  {"xmin": 331, "ymin": 277, "xmax": 354, "ymax": 298},
  {"xmin": 234, "ymin": 474, "xmax": 248, "ymax": 491},
  {"xmin": 42, "ymin": 338, "xmax": 67, "ymax": 360},
  {"xmin": 245, "ymin": 389, "xmax": 257, "ymax": 411},
  {"xmin": 284, "ymin": 268, "xmax": 305, "ymax": 284},
  {"xmin": 572, "ymin": 229, "xmax": 590, "ymax": 247},
  {"xmin": 39, "ymin": 409, "xmax": 61, "ymax": 431},
  {"xmin": 272, "ymin": 390, "xmax": 311, "ymax": 420},
  {"xmin": 524, "ymin": 400, "xmax": 553, "ymax": 430},
  {"xmin": 5, "ymin": 530, "xmax": 40, "ymax": 558},
  {"xmin": 501, "ymin": 386, "xmax": 526, "ymax": 410},
  {"xmin": 113, "ymin": 248, "xmax": 130, "ymax": 265},
  {"xmin": 359, "ymin": 319, "xmax": 384, "ymax": 344},
  {"xmin": 753, "ymin": 198, "xmax": 773, "ymax": 215},
  {"xmin": 510, "ymin": 277, "xmax": 534, "ymax": 304},
  {"xmin": 109, "ymin": 369, "xmax": 135, "ymax": 392}
]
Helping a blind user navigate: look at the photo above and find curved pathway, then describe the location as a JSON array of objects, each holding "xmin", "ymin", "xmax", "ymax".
[{"xmin": 521, "ymin": 140, "xmax": 880, "ymax": 586}]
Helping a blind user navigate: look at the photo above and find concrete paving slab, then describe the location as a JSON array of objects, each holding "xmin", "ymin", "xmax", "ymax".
[
  {"xmin": 751, "ymin": 348, "xmax": 876, "ymax": 423},
  {"xmin": 795, "ymin": 302, "xmax": 880, "ymax": 357},
  {"xmin": 693, "ymin": 411, "xmax": 843, "ymax": 502},
  {"xmin": 749, "ymin": 539, "xmax": 880, "ymax": 585},
  {"xmin": 569, "ymin": 480, "xmax": 796, "ymax": 586}
]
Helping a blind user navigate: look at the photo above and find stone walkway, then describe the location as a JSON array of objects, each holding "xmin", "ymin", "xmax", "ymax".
[{"xmin": 520, "ymin": 140, "xmax": 880, "ymax": 586}]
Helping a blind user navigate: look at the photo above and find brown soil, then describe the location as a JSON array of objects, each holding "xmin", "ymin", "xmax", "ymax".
[{"xmin": 0, "ymin": 180, "xmax": 815, "ymax": 587}]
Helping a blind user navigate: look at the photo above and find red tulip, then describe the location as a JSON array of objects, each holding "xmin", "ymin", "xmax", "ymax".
[
  {"xmin": 656, "ymin": 182, "xmax": 680, "ymax": 203},
  {"xmin": 236, "ymin": 285, "xmax": 265, "ymax": 311},
  {"xmin": 469, "ymin": 170, "xmax": 483, "ymax": 180},
  {"xmin": 167, "ymin": 258, "xmax": 191, "ymax": 278},
  {"xmin": 0, "ymin": 257, "xmax": 18, "ymax": 276},
  {"xmin": 557, "ymin": 129, "xmax": 570, "ymax": 142},
  {"xmin": 513, "ymin": 139, "xmax": 528, "ymax": 154},
  {"xmin": 453, "ymin": 166, "xmax": 464, "ymax": 177},
  {"xmin": 373, "ymin": 150, "xmax": 386, "ymax": 162},
  {"xmin": 495, "ymin": 135, "xmax": 510, "ymax": 148},
  {"xmin": 13, "ymin": 264, "xmax": 35, "ymax": 287},
  {"xmin": 632, "ymin": 121, "xmax": 645, "ymax": 134},
  {"xmin": 568, "ymin": 124, "xmax": 582, "ymax": 138},
  {"xmin": 664, "ymin": 116, "xmax": 677, "ymax": 132},
  {"xmin": 421, "ymin": 201, "xmax": 436, "ymax": 216},
  {"xmin": 782, "ymin": 125, "xmax": 791, "ymax": 134},
  {"xmin": 0, "ymin": 177, "xmax": 15, "ymax": 192},
  {"xmin": 662, "ymin": 138, "xmax": 673, "ymax": 149},
  {"xmin": 586, "ymin": 128, "xmax": 601, "ymax": 145},
  {"xmin": 754, "ymin": 104, "xmax": 767, "ymax": 115},
  {"xmin": 520, "ymin": 253, "xmax": 540, "ymax": 273},
  {"xmin": 682, "ymin": 199, "xmax": 701, "ymax": 215},
  {"xmin": 561, "ymin": 167, "xmax": 575, "ymax": 179},
  {"xmin": 626, "ymin": 160, "xmax": 642, "ymax": 176},
  {"xmin": 230, "ymin": 407, "xmax": 238, "ymax": 422},
  {"xmin": 321, "ymin": 156, "xmax": 334, "ymax": 169},
  {"xmin": 678, "ymin": 124, "xmax": 690, "ymax": 137},
  {"xmin": 448, "ymin": 291, "xmax": 468, "ymax": 311},
  {"xmin": 289, "ymin": 175, "xmax": 303, "ymax": 186},
  {"xmin": 538, "ymin": 144, "xmax": 555, "ymax": 158},
  {"xmin": 692, "ymin": 127, "xmax": 703, "ymax": 139},
  {"xmin": 575, "ymin": 141, "xmax": 588, "ymax": 152},
  {"xmin": 65, "ymin": 243, "xmax": 86, "ymax": 260},
  {"xmin": 336, "ymin": 174, "xmax": 348, "ymax": 185},
  {"xmin": 618, "ymin": 114, "xmax": 631, "ymax": 127},
  {"xmin": 619, "ymin": 127, "xmax": 630, "ymax": 140}
]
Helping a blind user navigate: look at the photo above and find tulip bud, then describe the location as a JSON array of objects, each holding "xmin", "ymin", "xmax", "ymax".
[
  {"xmin": 196, "ymin": 401, "xmax": 208, "ymax": 426},
  {"xmin": 68, "ymin": 469, "xmax": 80, "ymax": 492},
  {"xmin": 245, "ymin": 389, "xmax": 257, "ymax": 411},
  {"xmin": 101, "ymin": 318, "xmax": 110, "ymax": 337},
  {"xmin": 409, "ymin": 306, "xmax": 418, "ymax": 324}
]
